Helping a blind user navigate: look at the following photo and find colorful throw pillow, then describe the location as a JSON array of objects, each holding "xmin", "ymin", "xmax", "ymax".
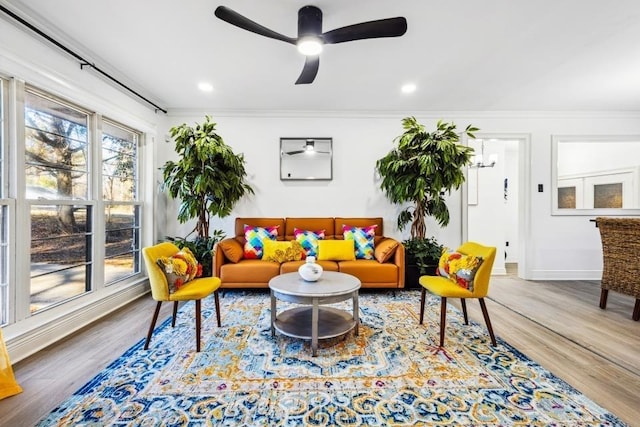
[
  {"xmin": 342, "ymin": 224, "xmax": 377, "ymax": 260},
  {"xmin": 218, "ymin": 239, "xmax": 244, "ymax": 263},
  {"xmin": 243, "ymin": 225, "xmax": 279, "ymax": 259},
  {"xmin": 156, "ymin": 247, "xmax": 202, "ymax": 293},
  {"xmin": 374, "ymin": 238, "xmax": 399, "ymax": 263},
  {"xmin": 317, "ymin": 240, "xmax": 356, "ymax": 261},
  {"xmin": 437, "ymin": 249, "xmax": 483, "ymax": 292},
  {"xmin": 293, "ymin": 228, "xmax": 325, "ymax": 258},
  {"xmin": 262, "ymin": 240, "xmax": 304, "ymax": 263}
]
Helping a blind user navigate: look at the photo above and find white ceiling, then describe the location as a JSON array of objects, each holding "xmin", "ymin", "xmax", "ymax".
[{"xmin": 4, "ymin": 0, "xmax": 640, "ymax": 113}]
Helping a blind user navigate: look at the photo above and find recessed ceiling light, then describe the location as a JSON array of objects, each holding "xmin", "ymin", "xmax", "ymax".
[
  {"xmin": 198, "ymin": 82, "xmax": 214, "ymax": 92},
  {"xmin": 401, "ymin": 83, "xmax": 417, "ymax": 94}
]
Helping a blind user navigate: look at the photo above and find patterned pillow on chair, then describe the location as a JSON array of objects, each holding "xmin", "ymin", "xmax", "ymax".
[
  {"xmin": 342, "ymin": 224, "xmax": 377, "ymax": 260},
  {"xmin": 243, "ymin": 224, "xmax": 279, "ymax": 259},
  {"xmin": 437, "ymin": 249, "xmax": 483, "ymax": 291},
  {"xmin": 156, "ymin": 247, "xmax": 202, "ymax": 293},
  {"xmin": 293, "ymin": 227, "xmax": 325, "ymax": 258}
]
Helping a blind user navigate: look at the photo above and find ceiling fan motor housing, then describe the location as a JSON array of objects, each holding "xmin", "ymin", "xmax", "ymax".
[{"xmin": 298, "ymin": 6, "xmax": 323, "ymax": 39}]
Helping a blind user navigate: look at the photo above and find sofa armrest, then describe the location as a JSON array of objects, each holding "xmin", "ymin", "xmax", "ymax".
[{"xmin": 390, "ymin": 238, "xmax": 405, "ymax": 288}]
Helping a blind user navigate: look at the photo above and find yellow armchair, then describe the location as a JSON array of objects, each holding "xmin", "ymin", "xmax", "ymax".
[
  {"xmin": 142, "ymin": 242, "xmax": 222, "ymax": 352},
  {"xmin": 418, "ymin": 241, "xmax": 497, "ymax": 347}
]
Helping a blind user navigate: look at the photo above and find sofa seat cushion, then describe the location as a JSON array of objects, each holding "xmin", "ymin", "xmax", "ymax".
[
  {"xmin": 338, "ymin": 259, "xmax": 398, "ymax": 283},
  {"xmin": 220, "ymin": 260, "xmax": 280, "ymax": 283},
  {"xmin": 280, "ymin": 260, "xmax": 339, "ymax": 274}
]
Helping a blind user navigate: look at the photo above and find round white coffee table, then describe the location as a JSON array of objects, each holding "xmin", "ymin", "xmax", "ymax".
[{"xmin": 269, "ymin": 271, "xmax": 361, "ymax": 357}]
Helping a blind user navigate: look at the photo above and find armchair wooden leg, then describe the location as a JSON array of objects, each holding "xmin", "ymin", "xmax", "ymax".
[
  {"xmin": 214, "ymin": 291, "xmax": 222, "ymax": 327},
  {"xmin": 633, "ymin": 299, "xmax": 640, "ymax": 321},
  {"xmin": 479, "ymin": 298, "xmax": 497, "ymax": 346},
  {"xmin": 439, "ymin": 297, "xmax": 447, "ymax": 347},
  {"xmin": 419, "ymin": 288, "xmax": 426, "ymax": 324},
  {"xmin": 599, "ymin": 288, "xmax": 609, "ymax": 309},
  {"xmin": 171, "ymin": 301, "xmax": 179, "ymax": 327},
  {"xmin": 195, "ymin": 299, "xmax": 202, "ymax": 352},
  {"xmin": 145, "ymin": 301, "xmax": 162, "ymax": 350},
  {"xmin": 461, "ymin": 299, "xmax": 469, "ymax": 325}
]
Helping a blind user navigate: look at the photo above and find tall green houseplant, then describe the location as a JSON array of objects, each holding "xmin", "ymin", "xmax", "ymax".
[
  {"xmin": 376, "ymin": 117, "xmax": 477, "ymax": 276},
  {"xmin": 161, "ymin": 115, "xmax": 253, "ymax": 274}
]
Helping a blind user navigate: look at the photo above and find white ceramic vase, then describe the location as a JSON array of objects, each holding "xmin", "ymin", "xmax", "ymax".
[{"xmin": 298, "ymin": 256, "xmax": 323, "ymax": 281}]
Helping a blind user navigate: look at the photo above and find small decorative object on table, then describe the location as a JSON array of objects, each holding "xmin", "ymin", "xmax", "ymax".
[{"xmin": 298, "ymin": 256, "xmax": 323, "ymax": 281}]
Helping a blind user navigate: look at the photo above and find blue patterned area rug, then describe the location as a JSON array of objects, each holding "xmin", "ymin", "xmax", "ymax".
[{"xmin": 38, "ymin": 290, "xmax": 625, "ymax": 426}]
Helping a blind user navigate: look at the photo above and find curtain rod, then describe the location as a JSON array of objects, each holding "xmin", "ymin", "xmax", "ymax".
[{"xmin": 0, "ymin": 4, "xmax": 168, "ymax": 114}]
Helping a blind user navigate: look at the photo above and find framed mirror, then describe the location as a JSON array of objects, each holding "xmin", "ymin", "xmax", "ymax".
[
  {"xmin": 551, "ymin": 135, "xmax": 640, "ymax": 215},
  {"xmin": 280, "ymin": 137, "xmax": 332, "ymax": 180}
]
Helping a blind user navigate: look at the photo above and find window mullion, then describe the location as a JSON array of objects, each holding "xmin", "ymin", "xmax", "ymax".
[{"xmin": 92, "ymin": 114, "xmax": 104, "ymax": 291}]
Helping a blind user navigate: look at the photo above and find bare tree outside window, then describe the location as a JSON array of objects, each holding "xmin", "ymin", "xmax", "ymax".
[
  {"xmin": 102, "ymin": 121, "xmax": 140, "ymax": 285},
  {"xmin": 25, "ymin": 91, "xmax": 92, "ymax": 312}
]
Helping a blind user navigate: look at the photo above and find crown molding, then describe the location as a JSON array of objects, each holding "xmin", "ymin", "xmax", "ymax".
[{"xmin": 166, "ymin": 108, "xmax": 640, "ymax": 120}]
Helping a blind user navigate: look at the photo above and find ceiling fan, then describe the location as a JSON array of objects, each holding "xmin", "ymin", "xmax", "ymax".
[
  {"xmin": 214, "ymin": 5, "xmax": 407, "ymax": 84},
  {"xmin": 284, "ymin": 140, "xmax": 331, "ymax": 155}
]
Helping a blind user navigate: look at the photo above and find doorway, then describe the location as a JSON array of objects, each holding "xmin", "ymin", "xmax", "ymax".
[{"xmin": 462, "ymin": 135, "xmax": 530, "ymax": 278}]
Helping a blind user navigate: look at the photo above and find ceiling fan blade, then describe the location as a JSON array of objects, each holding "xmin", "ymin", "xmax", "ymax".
[
  {"xmin": 322, "ymin": 17, "xmax": 407, "ymax": 44},
  {"xmin": 215, "ymin": 6, "xmax": 295, "ymax": 45},
  {"xmin": 285, "ymin": 150, "xmax": 306, "ymax": 155},
  {"xmin": 295, "ymin": 56, "xmax": 320, "ymax": 85}
]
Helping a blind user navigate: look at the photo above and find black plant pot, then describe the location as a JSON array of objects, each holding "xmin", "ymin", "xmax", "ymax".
[{"xmin": 405, "ymin": 264, "xmax": 438, "ymax": 289}]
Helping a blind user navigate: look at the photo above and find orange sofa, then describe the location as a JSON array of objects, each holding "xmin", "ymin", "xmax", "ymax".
[{"xmin": 214, "ymin": 217, "xmax": 405, "ymax": 289}]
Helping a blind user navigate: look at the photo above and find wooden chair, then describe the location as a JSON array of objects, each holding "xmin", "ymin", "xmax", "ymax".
[
  {"xmin": 596, "ymin": 217, "xmax": 640, "ymax": 321},
  {"xmin": 142, "ymin": 242, "xmax": 222, "ymax": 351},
  {"xmin": 418, "ymin": 241, "xmax": 497, "ymax": 347}
]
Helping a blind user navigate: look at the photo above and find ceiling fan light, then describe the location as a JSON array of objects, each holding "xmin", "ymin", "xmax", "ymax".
[{"xmin": 297, "ymin": 37, "xmax": 323, "ymax": 56}]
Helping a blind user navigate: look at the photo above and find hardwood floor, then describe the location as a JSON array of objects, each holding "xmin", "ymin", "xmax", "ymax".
[{"xmin": 1, "ymin": 276, "xmax": 639, "ymax": 427}]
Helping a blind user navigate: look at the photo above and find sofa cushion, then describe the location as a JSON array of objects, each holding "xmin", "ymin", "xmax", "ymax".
[
  {"xmin": 374, "ymin": 238, "xmax": 399, "ymax": 263},
  {"xmin": 243, "ymin": 224, "xmax": 279, "ymax": 259},
  {"xmin": 437, "ymin": 249, "xmax": 483, "ymax": 292},
  {"xmin": 342, "ymin": 224, "xmax": 377, "ymax": 260},
  {"xmin": 220, "ymin": 260, "xmax": 280, "ymax": 283},
  {"xmin": 293, "ymin": 228, "xmax": 325, "ymax": 258},
  {"xmin": 317, "ymin": 240, "xmax": 356, "ymax": 261},
  {"xmin": 262, "ymin": 239, "xmax": 304, "ymax": 263},
  {"xmin": 285, "ymin": 217, "xmax": 334, "ymax": 240},
  {"xmin": 218, "ymin": 239, "xmax": 244, "ymax": 263},
  {"xmin": 280, "ymin": 260, "xmax": 340, "ymax": 274},
  {"xmin": 338, "ymin": 259, "xmax": 398, "ymax": 283}
]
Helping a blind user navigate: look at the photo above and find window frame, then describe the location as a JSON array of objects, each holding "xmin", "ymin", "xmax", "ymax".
[{"xmin": 1, "ymin": 82, "xmax": 148, "ymax": 323}]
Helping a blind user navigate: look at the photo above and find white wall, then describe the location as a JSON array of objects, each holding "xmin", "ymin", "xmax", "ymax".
[{"xmin": 160, "ymin": 112, "xmax": 640, "ymax": 280}]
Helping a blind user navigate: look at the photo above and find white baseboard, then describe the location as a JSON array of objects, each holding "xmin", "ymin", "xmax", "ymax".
[
  {"xmin": 7, "ymin": 284, "xmax": 149, "ymax": 363},
  {"xmin": 528, "ymin": 270, "xmax": 602, "ymax": 281}
]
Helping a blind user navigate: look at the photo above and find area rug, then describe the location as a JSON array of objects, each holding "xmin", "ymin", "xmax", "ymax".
[{"xmin": 37, "ymin": 290, "xmax": 626, "ymax": 426}]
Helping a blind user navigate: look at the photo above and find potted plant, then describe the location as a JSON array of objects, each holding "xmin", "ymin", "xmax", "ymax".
[
  {"xmin": 161, "ymin": 115, "xmax": 254, "ymax": 276},
  {"xmin": 403, "ymin": 236, "xmax": 444, "ymax": 276},
  {"xmin": 375, "ymin": 117, "xmax": 477, "ymax": 287}
]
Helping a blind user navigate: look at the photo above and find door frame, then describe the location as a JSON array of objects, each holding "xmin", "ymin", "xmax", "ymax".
[{"xmin": 461, "ymin": 133, "xmax": 532, "ymax": 279}]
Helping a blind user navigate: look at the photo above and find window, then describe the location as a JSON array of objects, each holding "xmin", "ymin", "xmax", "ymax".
[
  {"xmin": 102, "ymin": 120, "xmax": 141, "ymax": 285},
  {"xmin": 25, "ymin": 90, "xmax": 93, "ymax": 312},
  {"xmin": 0, "ymin": 73, "xmax": 148, "ymax": 344}
]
